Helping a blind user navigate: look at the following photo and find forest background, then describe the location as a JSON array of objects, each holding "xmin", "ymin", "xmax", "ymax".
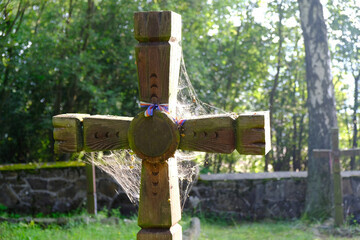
[{"xmin": 0, "ymin": 0, "xmax": 359, "ymax": 174}]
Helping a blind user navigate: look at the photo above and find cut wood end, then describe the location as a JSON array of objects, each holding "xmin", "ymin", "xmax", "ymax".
[
  {"xmin": 53, "ymin": 114, "xmax": 88, "ymax": 153},
  {"xmin": 134, "ymin": 11, "xmax": 181, "ymax": 42},
  {"xmin": 235, "ymin": 111, "xmax": 271, "ymax": 155}
]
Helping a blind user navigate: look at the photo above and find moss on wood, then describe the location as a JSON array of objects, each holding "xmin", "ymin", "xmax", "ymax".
[{"xmin": 0, "ymin": 161, "xmax": 86, "ymax": 171}]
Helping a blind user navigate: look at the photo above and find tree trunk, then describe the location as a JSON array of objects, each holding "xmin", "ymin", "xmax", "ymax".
[
  {"xmin": 292, "ymin": 114, "xmax": 299, "ymax": 171},
  {"xmin": 298, "ymin": 0, "xmax": 338, "ymax": 219},
  {"xmin": 350, "ymin": 73, "xmax": 359, "ymax": 170},
  {"xmin": 297, "ymin": 113, "xmax": 305, "ymax": 170},
  {"xmin": 266, "ymin": 1, "xmax": 284, "ymax": 172}
]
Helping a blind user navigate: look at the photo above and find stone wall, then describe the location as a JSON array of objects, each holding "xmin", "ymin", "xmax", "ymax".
[
  {"xmin": 1, "ymin": 168, "xmax": 360, "ymax": 220},
  {"xmin": 187, "ymin": 171, "xmax": 360, "ymax": 220},
  {"xmin": 0, "ymin": 168, "xmax": 135, "ymax": 215}
]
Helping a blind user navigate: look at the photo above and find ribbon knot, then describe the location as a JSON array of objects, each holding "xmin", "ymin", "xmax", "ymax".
[
  {"xmin": 139, "ymin": 101, "xmax": 186, "ymax": 126},
  {"xmin": 140, "ymin": 102, "xmax": 169, "ymax": 117}
]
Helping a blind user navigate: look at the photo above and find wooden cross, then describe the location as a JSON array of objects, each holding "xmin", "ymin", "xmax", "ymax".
[
  {"xmin": 52, "ymin": 11, "xmax": 270, "ymax": 240},
  {"xmin": 313, "ymin": 128, "xmax": 360, "ymax": 227}
]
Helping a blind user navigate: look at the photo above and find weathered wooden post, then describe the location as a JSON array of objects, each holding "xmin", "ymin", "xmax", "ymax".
[
  {"xmin": 53, "ymin": 114, "xmax": 97, "ymax": 215},
  {"xmin": 52, "ymin": 11, "xmax": 271, "ymax": 239},
  {"xmin": 85, "ymin": 162, "xmax": 97, "ymax": 215},
  {"xmin": 332, "ymin": 129, "xmax": 343, "ymax": 226},
  {"xmin": 313, "ymin": 128, "xmax": 360, "ymax": 226},
  {"xmin": 133, "ymin": 11, "xmax": 182, "ymax": 239}
]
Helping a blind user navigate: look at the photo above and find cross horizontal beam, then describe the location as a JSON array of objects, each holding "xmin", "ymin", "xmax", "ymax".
[
  {"xmin": 340, "ymin": 148, "xmax": 360, "ymax": 157},
  {"xmin": 53, "ymin": 112, "xmax": 270, "ymax": 155},
  {"xmin": 313, "ymin": 148, "xmax": 360, "ymax": 158}
]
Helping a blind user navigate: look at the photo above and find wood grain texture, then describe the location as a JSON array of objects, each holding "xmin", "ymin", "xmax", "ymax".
[
  {"xmin": 235, "ymin": 111, "xmax": 270, "ymax": 155},
  {"xmin": 137, "ymin": 224, "xmax": 182, "ymax": 240},
  {"xmin": 138, "ymin": 158, "xmax": 181, "ymax": 228},
  {"xmin": 53, "ymin": 114, "xmax": 89, "ymax": 153},
  {"xmin": 178, "ymin": 115, "xmax": 235, "ymax": 153},
  {"xmin": 83, "ymin": 115, "xmax": 132, "ymax": 152},
  {"xmin": 134, "ymin": 11, "xmax": 181, "ymax": 42},
  {"xmin": 135, "ymin": 11, "xmax": 181, "ymax": 114},
  {"xmin": 128, "ymin": 111, "xmax": 179, "ymax": 163}
]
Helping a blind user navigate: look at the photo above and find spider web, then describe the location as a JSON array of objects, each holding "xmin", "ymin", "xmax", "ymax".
[{"xmin": 87, "ymin": 54, "xmax": 228, "ymax": 209}]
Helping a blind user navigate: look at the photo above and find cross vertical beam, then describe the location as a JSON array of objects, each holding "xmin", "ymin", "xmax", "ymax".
[
  {"xmin": 134, "ymin": 11, "xmax": 181, "ymax": 113},
  {"xmin": 134, "ymin": 11, "xmax": 182, "ymax": 239},
  {"xmin": 331, "ymin": 128, "xmax": 343, "ymax": 226}
]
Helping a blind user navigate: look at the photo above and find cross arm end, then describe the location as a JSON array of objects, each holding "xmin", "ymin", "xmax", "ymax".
[
  {"xmin": 235, "ymin": 111, "xmax": 271, "ymax": 155},
  {"xmin": 53, "ymin": 114, "xmax": 90, "ymax": 153}
]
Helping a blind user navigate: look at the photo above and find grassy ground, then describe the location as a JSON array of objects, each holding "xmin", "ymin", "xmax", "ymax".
[{"xmin": 0, "ymin": 211, "xmax": 359, "ymax": 240}]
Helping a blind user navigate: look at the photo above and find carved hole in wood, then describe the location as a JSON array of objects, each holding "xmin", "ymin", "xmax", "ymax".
[
  {"xmin": 116, "ymin": 132, "xmax": 119, "ymax": 137},
  {"xmin": 252, "ymin": 128, "xmax": 264, "ymax": 132},
  {"xmin": 105, "ymin": 132, "xmax": 109, "ymax": 138},
  {"xmin": 152, "ymin": 171, "xmax": 159, "ymax": 176},
  {"xmin": 199, "ymin": 131, "xmax": 207, "ymax": 138},
  {"xmin": 215, "ymin": 132, "xmax": 219, "ymax": 138},
  {"xmin": 151, "ymin": 95, "xmax": 158, "ymax": 104},
  {"xmin": 152, "ymin": 181, "xmax": 159, "ymax": 186},
  {"xmin": 152, "ymin": 192, "xmax": 157, "ymax": 196},
  {"xmin": 253, "ymin": 143, "xmax": 266, "ymax": 147},
  {"xmin": 150, "ymin": 73, "xmax": 159, "ymax": 103},
  {"xmin": 193, "ymin": 131, "xmax": 197, "ymax": 137},
  {"xmin": 94, "ymin": 132, "xmax": 99, "ymax": 139}
]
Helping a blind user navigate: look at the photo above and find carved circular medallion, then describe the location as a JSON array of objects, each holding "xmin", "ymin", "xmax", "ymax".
[{"xmin": 128, "ymin": 111, "xmax": 179, "ymax": 163}]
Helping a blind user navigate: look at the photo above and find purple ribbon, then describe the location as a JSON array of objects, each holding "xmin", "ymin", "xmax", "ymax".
[{"xmin": 139, "ymin": 101, "xmax": 186, "ymax": 126}]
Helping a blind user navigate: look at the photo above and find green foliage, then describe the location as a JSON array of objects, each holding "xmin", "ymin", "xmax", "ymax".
[
  {"xmin": 327, "ymin": 0, "xmax": 360, "ymax": 170},
  {"xmin": 0, "ymin": 204, "xmax": 8, "ymax": 212},
  {"xmin": 0, "ymin": 0, "xmax": 140, "ymax": 163}
]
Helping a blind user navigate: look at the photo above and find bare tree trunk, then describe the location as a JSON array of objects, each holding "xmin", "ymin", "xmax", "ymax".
[
  {"xmin": 0, "ymin": 1, "xmax": 27, "ymax": 113},
  {"xmin": 298, "ymin": 0, "xmax": 338, "ymax": 219},
  {"xmin": 350, "ymin": 73, "xmax": 359, "ymax": 170},
  {"xmin": 297, "ymin": 113, "xmax": 305, "ymax": 170},
  {"xmin": 292, "ymin": 114, "xmax": 299, "ymax": 171},
  {"xmin": 204, "ymin": 153, "xmax": 212, "ymax": 170},
  {"xmin": 64, "ymin": 0, "xmax": 94, "ymax": 113},
  {"xmin": 266, "ymin": 0, "xmax": 284, "ymax": 172}
]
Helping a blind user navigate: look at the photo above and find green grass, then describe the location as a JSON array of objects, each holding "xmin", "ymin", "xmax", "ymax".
[
  {"xmin": 199, "ymin": 220, "xmax": 346, "ymax": 240},
  {"xmin": 0, "ymin": 220, "xmax": 139, "ymax": 240},
  {"xmin": 0, "ymin": 213, "xmax": 359, "ymax": 240}
]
